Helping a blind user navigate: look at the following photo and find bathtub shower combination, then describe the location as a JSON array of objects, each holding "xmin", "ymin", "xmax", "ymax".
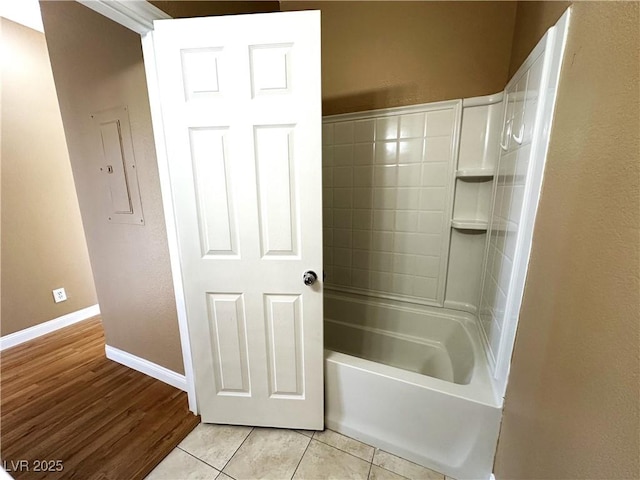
[
  {"xmin": 320, "ymin": 12, "xmax": 570, "ymax": 480},
  {"xmin": 149, "ymin": 9, "xmax": 570, "ymax": 480}
]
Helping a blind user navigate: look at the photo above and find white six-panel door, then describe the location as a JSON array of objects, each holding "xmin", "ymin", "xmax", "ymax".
[{"xmin": 152, "ymin": 11, "xmax": 323, "ymax": 429}]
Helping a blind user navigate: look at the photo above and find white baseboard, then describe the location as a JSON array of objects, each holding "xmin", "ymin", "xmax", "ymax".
[
  {"xmin": 0, "ymin": 304, "xmax": 100, "ymax": 351},
  {"xmin": 105, "ymin": 345, "xmax": 187, "ymax": 392}
]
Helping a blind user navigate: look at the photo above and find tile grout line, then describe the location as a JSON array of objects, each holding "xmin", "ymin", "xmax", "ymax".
[
  {"xmin": 312, "ymin": 431, "xmax": 376, "ymax": 464},
  {"xmin": 378, "ymin": 447, "xmax": 445, "ymax": 472},
  {"xmin": 218, "ymin": 426, "xmax": 255, "ymax": 477},
  {"xmin": 177, "ymin": 425, "xmax": 254, "ymax": 479},
  {"xmin": 176, "ymin": 446, "xmax": 223, "ymax": 475},
  {"xmin": 218, "ymin": 470, "xmax": 238, "ymax": 480},
  {"xmin": 372, "ymin": 463, "xmax": 413, "ymax": 480},
  {"xmin": 290, "ymin": 433, "xmax": 313, "ymax": 479},
  {"xmin": 177, "ymin": 426, "xmax": 442, "ymax": 480},
  {"xmin": 366, "ymin": 460, "xmax": 373, "ymax": 480},
  {"xmin": 373, "ymin": 448, "xmax": 446, "ymax": 480},
  {"xmin": 305, "ymin": 435, "xmax": 375, "ymax": 478}
]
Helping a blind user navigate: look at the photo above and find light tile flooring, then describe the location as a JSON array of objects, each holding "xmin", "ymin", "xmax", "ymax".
[{"xmin": 146, "ymin": 424, "xmax": 453, "ymax": 480}]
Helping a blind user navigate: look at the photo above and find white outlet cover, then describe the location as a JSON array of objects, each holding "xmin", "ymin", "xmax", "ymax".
[{"xmin": 52, "ymin": 287, "xmax": 67, "ymax": 303}]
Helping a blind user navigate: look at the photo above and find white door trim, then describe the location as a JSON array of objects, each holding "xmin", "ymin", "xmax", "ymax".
[
  {"xmin": 141, "ymin": 30, "xmax": 198, "ymax": 414},
  {"xmin": 76, "ymin": 0, "xmax": 170, "ymax": 35},
  {"xmin": 71, "ymin": 0, "xmax": 198, "ymax": 413}
]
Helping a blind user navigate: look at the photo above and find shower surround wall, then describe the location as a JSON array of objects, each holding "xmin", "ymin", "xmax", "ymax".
[
  {"xmin": 317, "ymin": 18, "xmax": 568, "ymax": 469},
  {"xmin": 478, "ymin": 13, "xmax": 569, "ymax": 396},
  {"xmin": 320, "ymin": 98, "xmax": 506, "ymax": 479},
  {"xmin": 322, "ymin": 102, "xmax": 461, "ymax": 305}
]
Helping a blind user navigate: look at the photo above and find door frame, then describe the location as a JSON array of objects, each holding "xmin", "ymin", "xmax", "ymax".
[{"xmin": 76, "ymin": 0, "xmax": 198, "ymax": 414}]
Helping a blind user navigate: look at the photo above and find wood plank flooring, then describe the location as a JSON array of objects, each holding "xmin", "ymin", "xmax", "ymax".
[{"xmin": 0, "ymin": 317, "xmax": 200, "ymax": 480}]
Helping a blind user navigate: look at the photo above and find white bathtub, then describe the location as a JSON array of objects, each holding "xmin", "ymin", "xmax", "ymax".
[{"xmin": 324, "ymin": 292, "xmax": 502, "ymax": 480}]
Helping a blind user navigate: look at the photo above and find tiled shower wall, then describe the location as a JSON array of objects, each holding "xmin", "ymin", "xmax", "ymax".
[
  {"xmin": 479, "ymin": 49, "xmax": 545, "ymax": 364},
  {"xmin": 322, "ymin": 102, "xmax": 460, "ymax": 305}
]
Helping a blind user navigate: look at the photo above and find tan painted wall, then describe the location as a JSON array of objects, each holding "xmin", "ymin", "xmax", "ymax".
[
  {"xmin": 281, "ymin": 1, "xmax": 518, "ymax": 115},
  {"xmin": 151, "ymin": 1, "xmax": 279, "ymax": 18},
  {"xmin": 508, "ymin": 1, "xmax": 571, "ymax": 77},
  {"xmin": 1, "ymin": 18, "xmax": 97, "ymax": 336},
  {"xmin": 494, "ymin": 3, "xmax": 640, "ymax": 479},
  {"xmin": 39, "ymin": 2, "xmax": 184, "ymax": 373}
]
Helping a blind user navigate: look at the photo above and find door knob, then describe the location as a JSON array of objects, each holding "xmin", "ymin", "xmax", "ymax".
[{"xmin": 303, "ymin": 271, "xmax": 318, "ymax": 286}]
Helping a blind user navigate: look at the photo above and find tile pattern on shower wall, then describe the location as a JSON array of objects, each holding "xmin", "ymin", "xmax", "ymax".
[
  {"xmin": 479, "ymin": 52, "xmax": 545, "ymax": 363},
  {"xmin": 322, "ymin": 105, "xmax": 458, "ymax": 304}
]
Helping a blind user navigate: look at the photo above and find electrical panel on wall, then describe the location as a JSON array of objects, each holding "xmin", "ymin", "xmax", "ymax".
[{"xmin": 91, "ymin": 106, "xmax": 145, "ymax": 225}]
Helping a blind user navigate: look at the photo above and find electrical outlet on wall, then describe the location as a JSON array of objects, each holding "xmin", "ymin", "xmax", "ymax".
[{"xmin": 52, "ymin": 288, "xmax": 67, "ymax": 303}]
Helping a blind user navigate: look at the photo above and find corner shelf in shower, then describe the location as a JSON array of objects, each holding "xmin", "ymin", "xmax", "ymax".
[
  {"xmin": 445, "ymin": 92, "xmax": 503, "ymax": 323},
  {"xmin": 451, "ymin": 219, "xmax": 488, "ymax": 231},
  {"xmin": 456, "ymin": 168, "xmax": 494, "ymax": 179}
]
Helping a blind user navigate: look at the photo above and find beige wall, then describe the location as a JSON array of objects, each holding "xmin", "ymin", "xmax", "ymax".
[
  {"xmin": 281, "ymin": 1, "xmax": 518, "ymax": 115},
  {"xmin": 151, "ymin": 1, "xmax": 279, "ymax": 17},
  {"xmin": 1, "ymin": 18, "xmax": 97, "ymax": 336},
  {"xmin": 508, "ymin": 1, "xmax": 571, "ymax": 76},
  {"xmin": 494, "ymin": 3, "xmax": 640, "ymax": 479},
  {"xmin": 39, "ymin": 2, "xmax": 184, "ymax": 373}
]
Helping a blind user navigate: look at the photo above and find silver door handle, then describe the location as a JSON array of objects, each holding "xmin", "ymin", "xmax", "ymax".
[{"xmin": 303, "ymin": 271, "xmax": 318, "ymax": 286}]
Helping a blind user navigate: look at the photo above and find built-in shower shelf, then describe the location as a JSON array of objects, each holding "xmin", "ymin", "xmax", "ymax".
[
  {"xmin": 451, "ymin": 219, "xmax": 488, "ymax": 230},
  {"xmin": 456, "ymin": 168, "xmax": 494, "ymax": 179}
]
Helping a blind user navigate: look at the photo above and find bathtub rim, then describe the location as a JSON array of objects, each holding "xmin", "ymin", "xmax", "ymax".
[{"xmin": 324, "ymin": 291, "xmax": 502, "ymax": 407}]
